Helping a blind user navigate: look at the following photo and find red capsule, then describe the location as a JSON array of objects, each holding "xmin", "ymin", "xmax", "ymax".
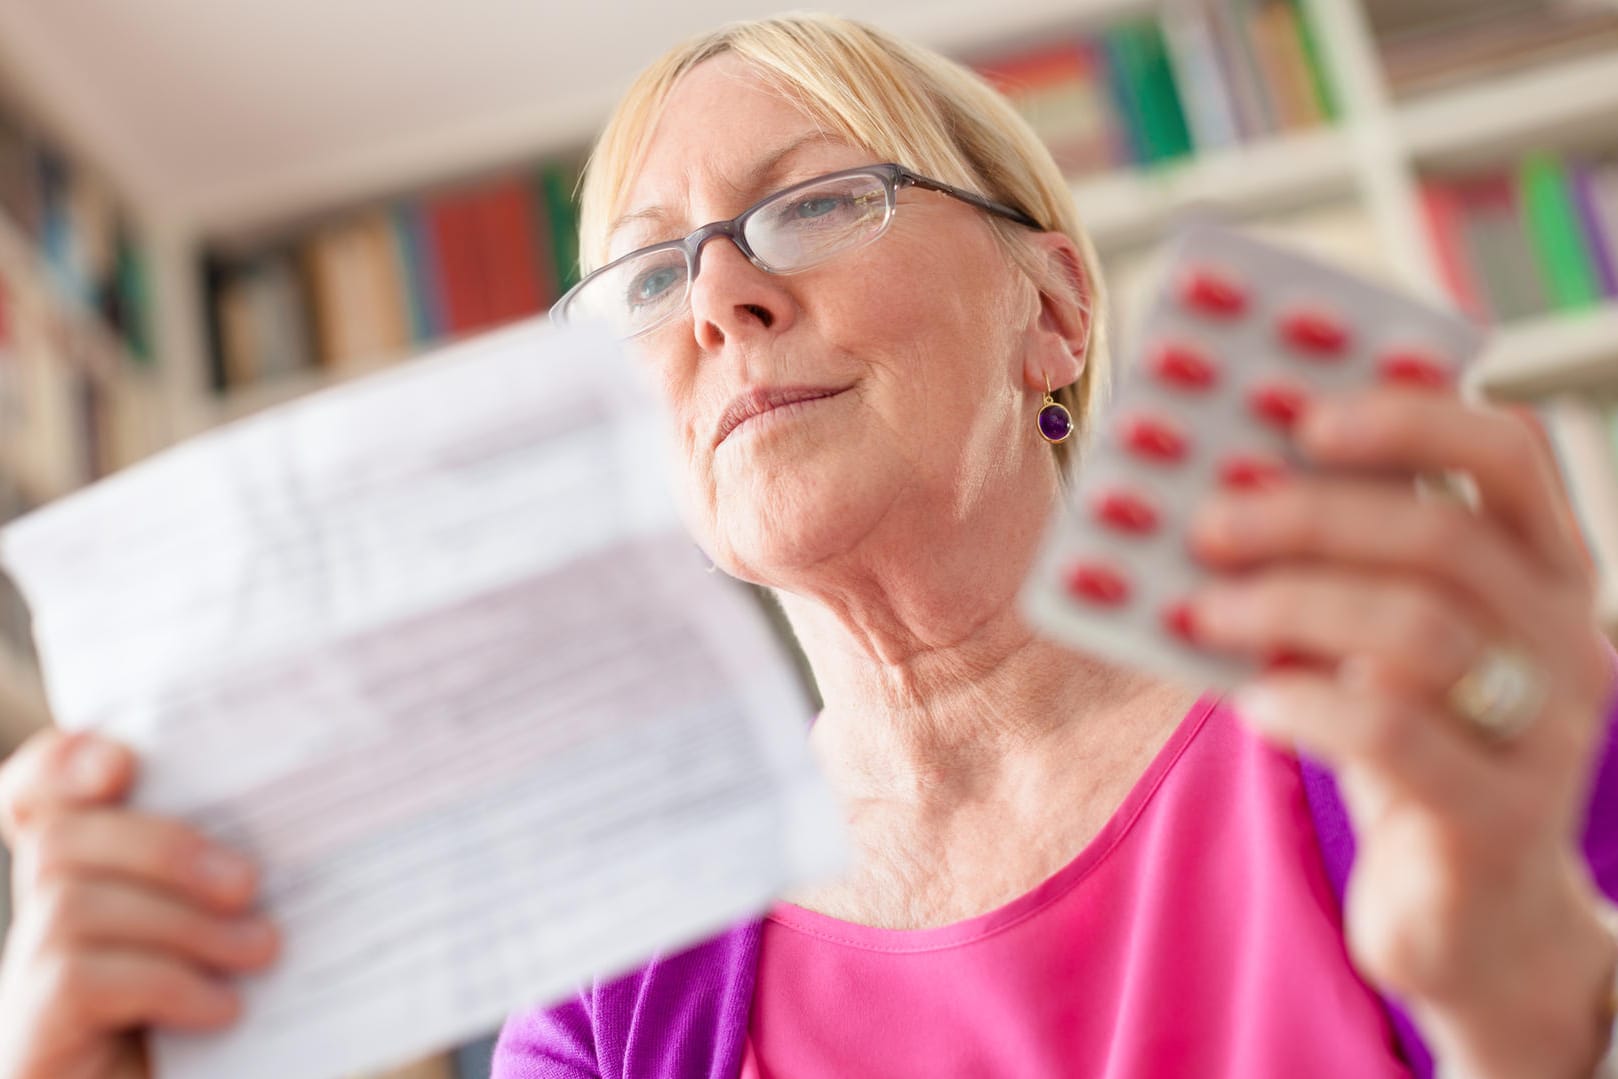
[
  {"xmin": 1218, "ymin": 453, "xmax": 1289, "ymax": 490},
  {"xmin": 1064, "ymin": 561, "xmax": 1131, "ymax": 607},
  {"xmin": 1180, "ymin": 267, "xmax": 1249, "ymax": 318},
  {"xmin": 1162, "ymin": 599, "xmax": 1198, "ymax": 644},
  {"xmin": 1264, "ymin": 647, "xmax": 1315, "ymax": 671},
  {"xmin": 1149, "ymin": 341, "xmax": 1220, "ymax": 391},
  {"xmin": 1279, "ymin": 309, "xmax": 1351, "ymax": 358},
  {"xmin": 1377, "ymin": 349, "xmax": 1454, "ymax": 390},
  {"xmin": 1247, "ymin": 383, "xmax": 1310, "ymax": 431},
  {"xmin": 1092, "ymin": 489, "xmax": 1160, "ymax": 535},
  {"xmin": 1120, "ymin": 414, "xmax": 1190, "ymax": 463}
]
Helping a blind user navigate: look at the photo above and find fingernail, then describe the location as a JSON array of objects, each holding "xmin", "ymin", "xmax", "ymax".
[
  {"xmin": 1301, "ymin": 401, "xmax": 1357, "ymax": 452},
  {"xmin": 67, "ymin": 738, "xmax": 120, "ymax": 795},
  {"xmin": 1191, "ymin": 499, "xmax": 1243, "ymax": 549},
  {"xmin": 196, "ymin": 848, "xmax": 255, "ymax": 894}
]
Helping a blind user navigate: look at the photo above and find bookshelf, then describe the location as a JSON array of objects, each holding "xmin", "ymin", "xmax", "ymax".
[{"xmin": 1, "ymin": 2, "xmax": 1616, "ymax": 702}]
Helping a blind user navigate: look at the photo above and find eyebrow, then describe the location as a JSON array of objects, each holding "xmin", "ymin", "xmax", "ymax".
[{"xmin": 607, "ymin": 133, "xmax": 838, "ymax": 245}]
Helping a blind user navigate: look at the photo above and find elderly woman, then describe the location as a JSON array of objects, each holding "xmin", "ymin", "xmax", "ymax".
[{"xmin": 2, "ymin": 12, "xmax": 1617, "ymax": 1079}]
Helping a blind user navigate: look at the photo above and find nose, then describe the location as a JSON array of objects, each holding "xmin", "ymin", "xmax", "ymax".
[{"xmin": 687, "ymin": 229, "xmax": 796, "ymax": 352}]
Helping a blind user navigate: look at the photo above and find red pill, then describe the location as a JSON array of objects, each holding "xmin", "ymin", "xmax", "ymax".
[
  {"xmin": 1064, "ymin": 561, "xmax": 1131, "ymax": 607},
  {"xmin": 1162, "ymin": 599, "xmax": 1198, "ymax": 644},
  {"xmin": 1120, "ymin": 414, "xmax": 1190, "ymax": 463},
  {"xmin": 1218, "ymin": 453, "xmax": 1289, "ymax": 490},
  {"xmin": 1264, "ymin": 647, "xmax": 1315, "ymax": 672},
  {"xmin": 1150, "ymin": 341, "xmax": 1220, "ymax": 391},
  {"xmin": 1180, "ymin": 267, "xmax": 1249, "ymax": 318},
  {"xmin": 1092, "ymin": 489, "xmax": 1160, "ymax": 535},
  {"xmin": 1279, "ymin": 309, "xmax": 1351, "ymax": 358},
  {"xmin": 1247, "ymin": 383, "xmax": 1309, "ymax": 431},
  {"xmin": 1377, "ymin": 349, "xmax": 1453, "ymax": 389}
]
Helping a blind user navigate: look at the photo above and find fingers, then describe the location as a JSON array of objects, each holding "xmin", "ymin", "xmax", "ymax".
[
  {"xmin": 1190, "ymin": 475, "xmax": 1568, "ymax": 653},
  {"xmin": 13, "ymin": 875, "xmax": 278, "ymax": 975},
  {"xmin": 16, "ymin": 808, "xmax": 260, "ymax": 915},
  {"xmin": 27, "ymin": 947, "xmax": 244, "ymax": 1034},
  {"xmin": 1294, "ymin": 390, "xmax": 1588, "ymax": 584},
  {"xmin": 1229, "ymin": 669, "xmax": 1498, "ymax": 810},
  {"xmin": 0, "ymin": 730, "xmax": 136, "ymax": 846},
  {"xmin": 1191, "ymin": 568, "xmax": 1485, "ymax": 698}
]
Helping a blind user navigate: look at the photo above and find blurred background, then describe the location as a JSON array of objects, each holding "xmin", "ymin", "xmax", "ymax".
[{"xmin": 1, "ymin": 0, "xmax": 1617, "ymax": 1074}]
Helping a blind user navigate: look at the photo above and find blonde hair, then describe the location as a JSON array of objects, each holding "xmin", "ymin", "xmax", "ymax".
[{"xmin": 576, "ymin": 12, "xmax": 1110, "ymax": 464}]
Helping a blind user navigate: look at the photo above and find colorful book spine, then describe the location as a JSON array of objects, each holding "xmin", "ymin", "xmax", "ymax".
[
  {"xmin": 392, "ymin": 201, "xmax": 445, "ymax": 342},
  {"xmin": 1571, "ymin": 161, "xmax": 1618, "ymax": 300},
  {"xmin": 540, "ymin": 163, "xmax": 582, "ymax": 292},
  {"xmin": 1452, "ymin": 172, "xmax": 1548, "ymax": 322},
  {"xmin": 476, "ymin": 178, "xmax": 547, "ymax": 323},
  {"xmin": 1160, "ymin": 1, "xmax": 1242, "ymax": 153},
  {"xmin": 1106, "ymin": 20, "xmax": 1193, "ymax": 165},
  {"xmin": 1287, "ymin": 0, "xmax": 1339, "ymax": 120},
  {"xmin": 1418, "ymin": 179, "xmax": 1489, "ymax": 321},
  {"xmin": 1518, "ymin": 151, "xmax": 1602, "ymax": 311},
  {"xmin": 1246, "ymin": 0, "xmax": 1325, "ymax": 130}
]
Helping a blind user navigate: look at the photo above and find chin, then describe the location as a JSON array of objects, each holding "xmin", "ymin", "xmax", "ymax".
[{"xmin": 703, "ymin": 450, "xmax": 899, "ymax": 583}]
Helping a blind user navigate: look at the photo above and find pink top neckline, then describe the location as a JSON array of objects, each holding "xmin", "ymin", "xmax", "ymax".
[{"xmin": 763, "ymin": 694, "xmax": 1219, "ymax": 953}]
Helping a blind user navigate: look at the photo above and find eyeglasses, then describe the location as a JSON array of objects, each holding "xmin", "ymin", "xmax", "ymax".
[{"xmin": 551, "ymin": 162, "xmax": 1045, "ymax": 340}]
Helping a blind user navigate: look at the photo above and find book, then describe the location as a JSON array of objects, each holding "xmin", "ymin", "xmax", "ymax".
[
  {"xmin": 978, "ymin": 40, "xmax": 1125, "ymax": 175},
  {"xmin": 1203, "ymin": 0, "xmax": 1277, "ymax": 138},
  {"xmin": 474, "ymin": 177, "xmax": 547, "ymax": 323},
  {"xmin": 1583, "ymin": 161, "xmax": 1618, "ymax": 300},
  {"xmin": 1518, "ymin": 151, "xmax": 1602, "ymax": 311},
  {"xmin": 1286, "ymin": 0, "xmax": 1339, "ymax": 122},
  {"xmin": 1570, "ymin": 160, "xmax": 1618, "ymax": 300},
  {"xmin": 301, "ymin": 212, "xmax": 410, "ymax": 371},
  {"xmin": 1160, "ymin": 1, "xmax": 1243, "ymax": 153},
  {"xmin": 1247, "ymin": 0, "xmax": 1326, "ymax": 130},
  {"xmin": 216, "ymin": 272, "xmax": 262, "ymax": 388},
  {"xmin": 1106, "ymin": 20, "xmax": 1193, "ymax": 165},
  {"xmin": 1451, "ymin": 172, "xmax": 1548, "ymax": 322},
  {"xmin": 392, "ymin": 201, "xmax": 445, "ymax": 343},
  {"xmin": 252, "ymin": 253, "xmax": 315, "ymax": 381},
  {"xmin": 1418, "ymin": 179, "xmax": 1490, "ymax": 320},
  {"xmin": 428, "ymin": 191, "xmax": 493, "ymax": 333},
  {"xmin": 539, "ymin": 163, "xmax": 581, "ymax": 293}
]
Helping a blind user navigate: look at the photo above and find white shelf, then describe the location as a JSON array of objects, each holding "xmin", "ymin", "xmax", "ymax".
[
  {"xmin": 1471, "ymin": 304, "xmax": 1618, "ymax": 400},
  {"xmin": 1074, "ymin": 127, "xmax": 1358, "ymax": 250},
  {"xmin": 1396, "ymin": 49, "xmax": 1618, "ymax": 167}
]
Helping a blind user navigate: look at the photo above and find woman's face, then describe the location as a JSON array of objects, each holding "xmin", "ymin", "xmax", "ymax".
[{"xmin": 615, "ymin": 55, "xmax": 1074, "ymax": 585}]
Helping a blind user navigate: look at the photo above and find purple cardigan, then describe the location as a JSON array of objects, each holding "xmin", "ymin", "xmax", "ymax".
[{"xmin": 495, "ymin": 671, "xmax": 1618, "ymax": 1079}]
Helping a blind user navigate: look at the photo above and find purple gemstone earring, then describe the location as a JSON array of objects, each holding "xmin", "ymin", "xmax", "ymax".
[{"xmin": 1037, "ymin": 375, "xmax": 1073, "ymax": 444}]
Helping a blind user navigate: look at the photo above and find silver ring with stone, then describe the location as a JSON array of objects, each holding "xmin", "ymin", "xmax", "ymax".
[{"xmin": 1445, "ymin": 644, "xmax": 1546, "ymax": 743}]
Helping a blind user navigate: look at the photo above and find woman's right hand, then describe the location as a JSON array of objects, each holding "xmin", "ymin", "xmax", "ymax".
[{"xmin": 0, "ymin": 731, "xmax": 279, "ymax": 1079}]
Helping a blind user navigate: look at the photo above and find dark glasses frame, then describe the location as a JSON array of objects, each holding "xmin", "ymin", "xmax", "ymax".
[{"xmin": 551, "ymin": 162, "xmax": 1046, "ymax": 336}]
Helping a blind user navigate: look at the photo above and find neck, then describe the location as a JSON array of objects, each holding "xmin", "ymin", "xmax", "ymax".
[{"xmin": 771, "ymin": 487, "xmax": 1182, "ymax": 811}]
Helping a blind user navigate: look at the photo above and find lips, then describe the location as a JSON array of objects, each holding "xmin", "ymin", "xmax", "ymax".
[{"xmin": 713, "ymin": 385, "xmax": 848, "ymax": 447}]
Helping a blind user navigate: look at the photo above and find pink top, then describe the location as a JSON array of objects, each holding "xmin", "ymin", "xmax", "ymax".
[{"xmin": 739, "ymin": 695, "xmax": 1412, "ymax": 1078}]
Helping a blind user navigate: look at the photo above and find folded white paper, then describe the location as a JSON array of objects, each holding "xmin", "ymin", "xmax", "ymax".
[{"xmin": 0, "ymin": 319, "xmax": 846, "ymax": 1079}]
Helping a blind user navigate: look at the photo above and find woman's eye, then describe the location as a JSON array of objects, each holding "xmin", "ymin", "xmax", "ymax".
[
  {"xmin": 629, "ymin": 266, "xmax": 680, "ymax": 305},
  {"xmin": 789, "ymin": 195, "xmax": 850, "ymax": 220}
]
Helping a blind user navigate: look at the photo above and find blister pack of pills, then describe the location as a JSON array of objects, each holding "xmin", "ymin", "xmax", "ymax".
[{"xmin": 1020, "ymin": 221, "xmax": 1487, "ymax": 688}]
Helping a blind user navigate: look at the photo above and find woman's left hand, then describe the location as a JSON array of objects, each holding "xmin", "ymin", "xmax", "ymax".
[{"xmin": 1187, "ymin": 386, "xmax": 1617, "ymax": 1079}]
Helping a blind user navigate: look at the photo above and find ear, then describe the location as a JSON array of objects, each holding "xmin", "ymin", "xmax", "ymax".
[{"xmin": 1019, "ymin": 231, "xmax": 1094, "ymax": 396}]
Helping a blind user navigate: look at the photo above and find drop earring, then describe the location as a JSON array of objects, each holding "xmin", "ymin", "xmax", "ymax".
[{"xmin": 1037, "ymin": 374, "xmax": 1073, "ymax": 444}]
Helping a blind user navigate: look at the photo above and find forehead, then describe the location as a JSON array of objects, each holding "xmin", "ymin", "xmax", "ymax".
[{"xmin": 615, "ymin": 55, "xmax": 866, "ymax": 239}]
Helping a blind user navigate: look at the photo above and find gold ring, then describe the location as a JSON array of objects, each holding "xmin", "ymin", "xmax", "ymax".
[{"xmin": 1445, "ymin": 645, "xmax": 1545, "ymax": 743}]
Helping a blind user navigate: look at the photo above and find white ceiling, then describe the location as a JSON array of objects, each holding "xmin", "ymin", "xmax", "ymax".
[{"xmin": 0, "ymin": 0, "xmax": 1122, "ymax": 236}]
